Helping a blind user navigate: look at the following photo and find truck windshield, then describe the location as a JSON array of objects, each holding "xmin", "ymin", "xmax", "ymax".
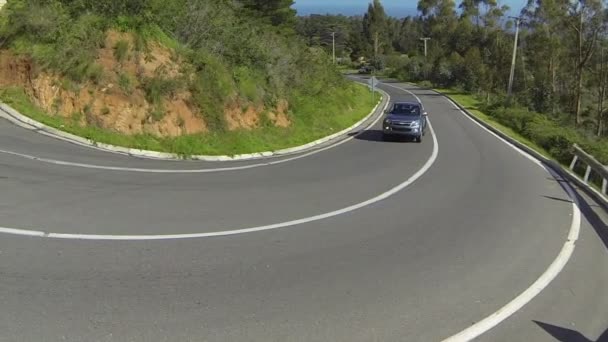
[{"xmin": 391, "ymin": 104, "xmax": 420, "ymax": 116}]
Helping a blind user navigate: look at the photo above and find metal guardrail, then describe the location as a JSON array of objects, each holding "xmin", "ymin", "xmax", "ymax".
[{"xmin": 569, "ymin": 144, "xmax": 608, "ymax": 195}]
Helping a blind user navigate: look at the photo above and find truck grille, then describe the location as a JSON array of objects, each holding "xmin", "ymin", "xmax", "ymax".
[{"xmin": 392, "ymin": 126, "xmax": 411, "ymax": 132}]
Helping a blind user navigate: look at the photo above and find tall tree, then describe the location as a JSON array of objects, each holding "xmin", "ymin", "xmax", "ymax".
[
  {"xmin": 395, "ymin": 16, "xmax": 424, "ymax": 55},
  {"xmin": 565, "ymin": 0, "xmax": 606, "ymax": 126},
  {"xmin": 522, "ymin": 0, "xmax": 569, "ymax": 114},
  {"xmin": 363, "ymin": 0, "xmax": 389, "ymax": 61},
  {"xmin": 296, "ymin": 14, "xmax": 352, "ymax": 59},
  {"xmin": 460, "ymin": 0, "xmax": 506, "ymax": 27},
  {"xmin": 416, "ymin": 0, "xmax": 458, "ymax": 79},
  {"xmin": 460, "ymin": 0, "xmax": 483, "ymax": 26},
  {"xmin": 240, "ymin": 0, "xmax": 296, "ymax": 28},
  {"xmin": 417, "ymin": 0, "xmax": 458, "ymax": 49},
  {"xmin": 592, "ymin": 39, "xmax": 608, "ymax": 135}
]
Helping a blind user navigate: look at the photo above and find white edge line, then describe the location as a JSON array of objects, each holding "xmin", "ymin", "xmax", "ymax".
[
  {"xmin": 443, "ymin": 98, "xmax": 543, "ymax": 167},
  {"xmin": 3, "ymin": 83, "xmax": 583, "ymax": 341},
  {"xmin": 422, "ymin": 87, "xmax": 583, "ymax": 341},
  {"xmin": 0, "ymin": 118, "xmax": 439, "ymax": 240},
  {"xmin": 442, "ymin": 166, "xmax": 581, "ymax": 342},
  {"xmin": 0, "ymin": 91, "xmax": 391, "ymax": 173}
]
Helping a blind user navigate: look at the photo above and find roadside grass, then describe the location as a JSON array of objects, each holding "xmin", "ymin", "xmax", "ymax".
[
  {"xmin": 340, "ymin": 69, "xmax": 359, "ymax": 75},
  {"xmin": 0, "ymin": 83, "xmax": 379, "ymax": 157},
  {"xmin": 429, "ymin": 86, "xmax": 608, "ymax": 194},
  {"xmin": 432, "ymin": 87, "xmax": 552, "ymax": 160}
]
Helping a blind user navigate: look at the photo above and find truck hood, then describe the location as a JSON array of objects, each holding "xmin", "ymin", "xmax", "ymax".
[{"xmin": 385, "ymin": 114, "xmax": 421, "ymax": 122}]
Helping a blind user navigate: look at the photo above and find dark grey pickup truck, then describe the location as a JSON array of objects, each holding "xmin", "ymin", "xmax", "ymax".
[{"xmin": 382, "ymin": 101, "xmax": 428, "ymax": 142}]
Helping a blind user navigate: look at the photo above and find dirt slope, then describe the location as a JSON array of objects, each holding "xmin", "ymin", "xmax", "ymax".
[{"xmin": 0, "ymin": 30, "xmax": 290, "ymax": 137}]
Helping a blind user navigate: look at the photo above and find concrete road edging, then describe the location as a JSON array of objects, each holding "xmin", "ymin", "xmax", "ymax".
[{"xmin": 0, "ymin": 91, "xmax": 387, "ymax": 161}]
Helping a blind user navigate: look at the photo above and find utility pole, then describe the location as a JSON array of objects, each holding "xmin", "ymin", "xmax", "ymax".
[
  {"xmin": 507, "ymin": 16, "xmax": 522, "ymax": 99},
  {"xmin": 420, "ymin": 37, "xmax": 431, "ymax": 57},
  {"xmin": 420, "ymin": 37, "xmax": 431, "ymax": 80},
  {"xmin": 331, "ymin": 32, "xmax": 336, "ymax": 64}
]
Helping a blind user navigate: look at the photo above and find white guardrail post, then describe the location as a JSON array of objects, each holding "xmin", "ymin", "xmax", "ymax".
[{"xmin": 569, "ymin": 144, "xmax": 608, "ymax": 196}]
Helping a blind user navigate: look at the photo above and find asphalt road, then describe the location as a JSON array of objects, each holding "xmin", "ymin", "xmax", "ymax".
[{"xmin": 0, "ymin": 81, "xmax": 606, "ymax": 341}]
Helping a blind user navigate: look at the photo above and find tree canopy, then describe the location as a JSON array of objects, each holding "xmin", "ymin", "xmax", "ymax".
[
  {"xmin": 297, "ymin": 0, "xmax": 608, "ymax": 137},
  {"xmin": 241, "ymin": 0, "xmax": 297, "ymax": 27}
]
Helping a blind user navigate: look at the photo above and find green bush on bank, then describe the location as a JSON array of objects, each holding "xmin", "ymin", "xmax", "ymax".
[
  {"xmin": 0, "ymin": 0, "xmax": 348, "ymax": 133},
  {"xmin": 0, "ymin": 0, "xmax": 380, "ymax": 156},
  {"xmin": 430, "ymin": 82, "xmax": 608, "ymax": 166},
  {"xmin": 0, "ymin": 83, "xmax": 378, "ymax": 156},
  {"xmin": 478, "ymin": 102, "xmax": 608, "ymax": 165}
]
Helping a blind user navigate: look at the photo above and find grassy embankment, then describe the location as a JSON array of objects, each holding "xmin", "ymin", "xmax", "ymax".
[
  {"xmin": 0, "ymin": 85, "xmax": 378, "ymax": 156},
  {"xmin": 0, "ymin": 0, "xmax": 380, "ymax": 157}
]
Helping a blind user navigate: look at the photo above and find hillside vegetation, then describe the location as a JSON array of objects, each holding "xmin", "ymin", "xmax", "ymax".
[{"xmin": 0, "ymin": 0, "xmax": 376, "ymax": 155}]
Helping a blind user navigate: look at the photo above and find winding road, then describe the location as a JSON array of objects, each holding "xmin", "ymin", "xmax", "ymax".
[{"xmin": 0, "ymin": 81, "xmax": 606, "ymax": 341}]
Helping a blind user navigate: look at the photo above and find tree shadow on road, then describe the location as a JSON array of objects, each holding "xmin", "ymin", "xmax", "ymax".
[
  {"xmin": 535, "ymin": 321, "xmax": 608, "ymax": 342},
  {"xmin": 542, "ymin": 195, "xmax": 574, "ymax": 204},
  {"xmin": 540, "ymin": 163, "xmax": 608, "ymax": 253},
  {"xmin": 569, "ymin": 185, "xmax": 608, "ymax": 251},
  {"xmin": 551, "ymin": 174, "xmax": 608, "ymax": 252}
]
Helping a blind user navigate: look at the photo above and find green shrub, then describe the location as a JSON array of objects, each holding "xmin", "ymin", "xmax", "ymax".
[
  {"xmin": 526, "ymin": 118, "xmax": 577, "ymax": 164},
  {"xmin": 51, "ymin": 15, "xmax": 107, "ymax": 80},
  {"xmin": 71, "ymin": 110, "xmax": 83, "ymax": 124},
  {"xmin": 142, "ymin": 73, "xmax": 182, "ymax": 105},
  {"xmin": 118, "ymin": 72, "xmax": 134, "ymax": 94},
  {"xmin": 138, "ymin": 23, "xmax": 179, "ymax": 50},
  {"xmin": 189, "ymin": 52, "xmax": 234, "ymax": 131},
  {"xmin": 114, "ymin": 15, "xmax": 135, "ymax": 32},
  {"xmin": 113, "ymin": 39, "xmax": 130, "ymax": 62},
  {"xmin": 86, "ymin": 63, "xmax": 104, "ymax": 84},
  {"xmin": 5, "ymin": 10, "xmax": 107, "ymax": 83},
  {"xmin": 483, "ymin": 104, "xmax": 577, "ymax": 164},
  {"xmin": 576, "ymin": 139, "xmax": 608, "ymax": 165},
  {"xmin": 83, "ymin": 104, "xmax": 92, "ymax": 115},
  {"xmin": 133, "ymin": 31, "xmax": 146, "ymax": 52},
  {"xmin": 487, "ymin": 106, "xmax": 542, "ymax": 136},
  {"xmin": 419, "ymin": 80, "xmax": 433, "ymax": 88},
  {"xmin": 149, "ymin": 107, "xmax": 165, "ymax": 122},
  {"xmin": 52, "ymin": 97, "xmax": 62, "ymax": 113},
  {"xmin": 234, "ymin": 66, "xmax": 264, "ymax": 103},
  {"xmin": 176, "ymin": 116, "xmax": 185, "ymax": 128},
  {"xmin": 385, "ymin": 54, "xmax": 410, "ymax": 71}
]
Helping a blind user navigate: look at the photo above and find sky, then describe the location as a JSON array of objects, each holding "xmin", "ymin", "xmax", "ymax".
[{"xmin": 293, "ymin": 0, "xmax": 526, "ymax": 17}]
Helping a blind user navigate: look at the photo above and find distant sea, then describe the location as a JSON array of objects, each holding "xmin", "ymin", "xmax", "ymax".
[{"xmin": 294, "ymin": 5, "xmax": 418, "ymax": 18}]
